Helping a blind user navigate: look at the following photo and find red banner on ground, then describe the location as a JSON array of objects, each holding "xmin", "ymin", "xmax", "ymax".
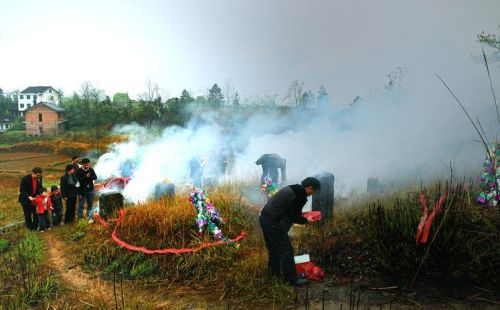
[{"xmin": 96, "ymin": 209, "xmax": 247, "ymax": 254}]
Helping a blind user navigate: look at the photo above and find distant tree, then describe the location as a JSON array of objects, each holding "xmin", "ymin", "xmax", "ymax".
[
  {"xmin": 285, "ymin": 80, "xmax": 304, "ymax": 106},
  {"xmin": 112, "ymin": 92, "xmax": 130, "ymax": 104},
  {"xmin": 223, "ymin": 79, "xmax": 234, "ymax": 105},
  {"xmin": 139, "ymin": 80, "xmax": 162, "ymax": 103},
  {"xmin": 299, "ymin": 90, "xmax": 315, "ymax": 108},
  {"xmin": 317, "ymin": 85, "xmax": 330, "ymax": 107},
  {"xmin": 138, "ymin": 80, "xmax": 166, "ymax": 124},
  {"xmin": 60, "ymin": 92, "xmax": 82, "ymax": 130},
  {"xmin": 56, "ymin": 88, "xmax": 64, "ymax": 98},
  {"xmin": 195, "ymin": 96, "xmax": 208, "ymax": 105},
  {"xmin": 0, "ymin": 88, "xmax": 8, "ymax": 116},
  {"xmin": 180, "ymin": 89, "xmax": 194, "ymax": 104},
  {"xmin": 161, "ymin": 89, "xmax": 194, "ymax": 126},
  {"xmin": 93, "ymin": 96, "xmax": 113, "ymax": 138},
  {"xmin": 233, "ymin": 91, "xmax": 240, "ymax": 106},
  {"xmin": 478, "ymin": 26, "xmax": 500, "ymax": 62},
  {"xmin": 208, "ymin": 83, "xmax": 224, "ymax": 107},
  {"xmin": 10, "ymin": 116, "xmax": 25, "ymax": 130},
  {"xmin": 80, "ymin": 81, "xmax": 98, "ymax": 118}
]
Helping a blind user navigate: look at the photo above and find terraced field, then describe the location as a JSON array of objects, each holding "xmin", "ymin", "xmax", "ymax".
[{"xmin": 0, "ymin": 152, "xmax": 68, "ymax": 174}]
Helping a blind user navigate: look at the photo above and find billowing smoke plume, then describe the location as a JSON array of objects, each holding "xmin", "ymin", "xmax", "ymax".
[{"xmin": 95, "ymin": 64, "xmax": 499, "ymax": 203}]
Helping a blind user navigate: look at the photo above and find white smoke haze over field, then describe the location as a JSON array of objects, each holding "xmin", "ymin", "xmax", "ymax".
[{"xmin": 95, "ymin": 58, "xmax": 499, "ymax": 203}]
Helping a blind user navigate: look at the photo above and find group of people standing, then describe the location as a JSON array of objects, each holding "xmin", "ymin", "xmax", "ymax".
[
  {"xmin": 189, "ymin": 150, "xmax": 229, "ymax": 187},
  {"xmin": 17, "ymin": 150, "xmax": 323, "ymax": 288},
  {"xmin": 18, "ymin": 156, "xmax": 98, "ymax": 232}
]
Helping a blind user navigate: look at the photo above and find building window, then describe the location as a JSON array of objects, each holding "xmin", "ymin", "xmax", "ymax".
[
  {"xmin": 50, "ymin": 96, "xmax": 54, "ymax": 101},
  {"xmin": 20, "ymin": 95, "xmax": 24, "ymax": 99},
  {"xmin": 49, "ymin": 89, "xmax": 52, "ymax": 93},
  {"xmin": 27, "ymin": 104, "xmax": 31, "ymax": 108},
  {"xmin": 34, "ymin": 95, "xmax": 37, "ymax": 100},
  {"xmin": 38, "ymin": 113, "xmax": 43, "ymax": 122},
  {"xmin": 20, "ymin": 104, "xmax": 25, "ymax": 109},
  {"xmin": 27, "ymin": 95, "xmax": 31, "ymax": 99}
]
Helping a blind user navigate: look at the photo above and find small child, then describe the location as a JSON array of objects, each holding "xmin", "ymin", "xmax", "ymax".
[
  {"xmin": 50, "ymin": 185, "xmax": 63, "ymax": 226},
  {"xmin": 33, "ymin": 188, "xmax": 53, "ymax": 232}
]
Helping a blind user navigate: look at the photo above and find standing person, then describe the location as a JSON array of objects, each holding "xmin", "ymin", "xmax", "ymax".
[
  {"xmin": 76, "ymin": 158, "xmax": 97, "ymax": 221},
  {"xmin": 50, "ymin": 185, "xmax": 64, "ymax": 226},
  {"xmin": 60, "ymin": 164, "xmax": 78, "ymax": 224},
  {"xmin": 259, "ymin": 177, "xmax": 321, "ymax": 286},
  {"xmin": 33, "ymin": 188, "xmax": 52, "ymax": 232},
  {"xmin": 256, "ymin": 153, "xmax": 287, "ymax": 185},
  {"xmin": 214, "ymin": 150, "xmax": 228, "ymax": 177},
  {"xmin": 72, "ymin": 156, "xmax": 81, "ymax": 172},
  {"xmin": 18, "ymin": 167, "xmax": 43, "ymax": 230},
  {"xmin": 189, "ymin": 156, "xmax": 203, "ymax": 188}
]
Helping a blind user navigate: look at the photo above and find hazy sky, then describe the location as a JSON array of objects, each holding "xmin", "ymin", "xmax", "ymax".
[{"xmin": 0, "ymin": 0, "xmax": 499, "ymax": 102}]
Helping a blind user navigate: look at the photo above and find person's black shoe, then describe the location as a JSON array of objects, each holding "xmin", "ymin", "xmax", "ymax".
[{"xmin": 293, "ymin": 278, "xmax": 309, "ymax": 287}]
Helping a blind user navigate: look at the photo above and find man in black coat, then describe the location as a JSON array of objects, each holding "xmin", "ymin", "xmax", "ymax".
[
  {"xmin": 259, "ymin": 177, "xmax": 321, "ymax": 286},
  {"xmin": 76, "ymin": 158, "xmax": 98, "ymax": 221},
  {"xmin": 256, "ymin": 153, "xmax": 287, "ymax": 185},
  {"xmin": 60, "ymin": 164, "xmax": 79, "ymax": 223},
  {"xmin": 18, "ymin": 167, "xmax": 43, "ymax": 230}
]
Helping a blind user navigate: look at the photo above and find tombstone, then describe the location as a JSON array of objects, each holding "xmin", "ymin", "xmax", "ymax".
[
  {"xmin": 312, "ymin": 172, "xmax": 335, "ymax": 220},
  {"xmin": 154, "ymin": 182, "xmax": 175, "ymax": 199},
  {"xmin": 367, "ymin": 177, "xmax": 382, "ymax": 195},
  {"xmin": 202, "ymin": 176, "xmax": 218, "ymax": 187},
  {"xmin": 98, "ymin": 192, "xmax": 124, "ymax": 219}
]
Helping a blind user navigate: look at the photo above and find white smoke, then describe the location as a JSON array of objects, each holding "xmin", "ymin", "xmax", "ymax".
[
  {"xmin": 95, "ymin": 59, "xmax": 499, "ymax": 203},
  {"xmin": 95, "ymin": 121, "xmax": 226, "ymax": 203}
]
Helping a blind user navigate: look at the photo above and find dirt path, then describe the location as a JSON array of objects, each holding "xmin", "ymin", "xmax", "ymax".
[
  {"xmin": 42, "ymin": 231, "xmax": 118, "ymax": 305},
  {"xmin": 40, "ymin": 230, "xmax": 219, "ymax": 309}
]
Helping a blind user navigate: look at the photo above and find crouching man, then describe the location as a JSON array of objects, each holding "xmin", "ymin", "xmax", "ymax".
[{"xmin": 259, "ymin": 177, "xmax": 321, "ymax": 286}]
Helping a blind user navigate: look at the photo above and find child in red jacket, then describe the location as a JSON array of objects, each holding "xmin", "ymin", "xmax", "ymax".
[{"xmin": 33, "ymin": 188, "xmax": 53, "ymax": 232}]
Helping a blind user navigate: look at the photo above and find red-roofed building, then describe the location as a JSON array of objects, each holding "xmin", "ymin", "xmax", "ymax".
[{"xmin": 24, "ymin": 102, "xmax": 66, "ymax": 136}]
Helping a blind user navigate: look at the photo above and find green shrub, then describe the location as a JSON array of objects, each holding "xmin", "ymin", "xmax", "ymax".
[
  {"xmin": 0, "ymin": 232, "xmax": 63, "ymax": 307},
  {"xmin": 296, "ymin": 183, "xmax": 500, "ymax": 284}
]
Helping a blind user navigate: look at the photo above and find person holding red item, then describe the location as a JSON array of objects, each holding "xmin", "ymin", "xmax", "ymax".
[
  {"xmin": 33, "ymin": 188, "xmax": 53, "ymax": 232},
  {"xmin": 18, "ymin": 167, "xmax": 43, "ymax": 230},
  {"xmin": 259, "ymin": 177, "xmax": 321, "ymax": 286}
]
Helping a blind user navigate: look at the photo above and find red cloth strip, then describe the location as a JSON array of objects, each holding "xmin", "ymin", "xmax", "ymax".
[
  {"xmin": 93, "ymin": 214, "xmax": 109, "ymax": 227},
  {"xmin": 416, "ymin": 191, "xmax": 447, "ymax": 246},
  {"xmin": 103, "ymin": 209, "xmax": 247, "ymax": 254}
]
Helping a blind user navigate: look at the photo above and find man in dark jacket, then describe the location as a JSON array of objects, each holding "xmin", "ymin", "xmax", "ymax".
[
  {"xmin": 18, "ymin": 167, "xmax": 43, "ymax": 230},
  {"xmin": 60, "ymin": 164, "xmax": 79, "ymax": 224},
  {"xmin": 256, "ymin": 153, "xmax": 287, "ymax": 185},
  {"xmin": 76, "ymin": 158, "xmax": 97, "ymax": 221},
  {"xmin": 259, "ymin": 177, "xmax": 321, "ymax": 286}
]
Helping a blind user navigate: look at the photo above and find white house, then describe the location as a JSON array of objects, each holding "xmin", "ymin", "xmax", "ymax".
[
  {"xmin": 18, "ymin": 86, "xmax": 60, "ymax": 115},
  {"xmin": 0, "ymin": 117, "xmax": 13, "ymax": 132}
]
